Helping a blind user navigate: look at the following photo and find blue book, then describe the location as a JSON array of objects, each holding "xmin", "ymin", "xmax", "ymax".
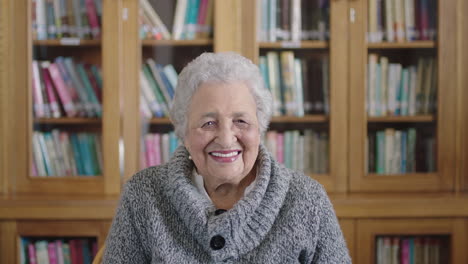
[
  {"xmin": 156, "ymin": 64, "xmax": 174, "ymax": 99},
  {"xmin": 78, "ymin": 134, "xmax": 95, "ymax": 176},
  {"xmin": 409, "ymin": 238, "xmax": 415, "ymax": 264},
  {"xmin": 400, "ymin": 131, "xmax": 407, "ymax": 173},
  {"xmin": 70, "ymin": 133, "xmax": 84, "ymax": 175},
  {"xmin": 81, "ymin": 239, "xmax": 92, "ymax": 264},
  {"xmin": 259, "ymin": 56, "xmax": 270, "ymax": 90},
  {"xmin": 376, "ymin": 131, "xmax": 386, "ymax": 174}
]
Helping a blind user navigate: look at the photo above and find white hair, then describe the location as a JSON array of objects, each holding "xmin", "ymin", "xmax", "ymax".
[{"xmin": 169, "ymin": 52, "xmax": 273, "ymax": 141}]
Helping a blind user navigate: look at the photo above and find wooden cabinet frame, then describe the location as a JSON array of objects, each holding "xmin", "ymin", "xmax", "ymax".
[
  {"xmin": 356, "ymin": 218, "xmax": 467, "ymax": 264},
  {"xmin": 348, "ymin": 0, "xmax": 458, "ymax": 192}
]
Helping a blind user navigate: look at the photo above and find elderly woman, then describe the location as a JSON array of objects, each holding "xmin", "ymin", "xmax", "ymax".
[{"xmin": 103, "ymin": 52, "xmax": 351, "ymax": 263}]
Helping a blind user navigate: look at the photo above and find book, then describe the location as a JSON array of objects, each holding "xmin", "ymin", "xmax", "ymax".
[
  {"xmin": 172, "ymin": 0, "xmax": 187, "ymax": 40},
  {"xmin": 35, "ymin": 240, "xmax": 49, "ymax": 264}
]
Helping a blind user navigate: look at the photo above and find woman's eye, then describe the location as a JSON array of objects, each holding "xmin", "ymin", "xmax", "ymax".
[
  {"xmin": 202, "ymin": 121, "xmax": 216, "ymax": 128},
  {"xmin": 235, "ymin": 119, "xmax": 248, "ymax": 126}
]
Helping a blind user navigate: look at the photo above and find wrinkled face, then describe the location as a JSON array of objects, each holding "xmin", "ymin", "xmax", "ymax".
[{"xmin": 184, "ymin": 81, "xmax": 261, "ymax": 185}]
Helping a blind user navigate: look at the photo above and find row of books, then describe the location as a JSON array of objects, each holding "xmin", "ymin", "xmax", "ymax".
[
  {"xmin": 140, "ymin": 59, "xmax": 178, "ymax": 118},
  {"xmin": 367, "ymin": 128, "xmax": 435, "ymax": 174},
  {"xmin": 376, "ymin": 236, "xmax": 444, "ymax": 264},
  {"xmin": 139, "ymin": 0, "xmax": 213, "ymax": 40},
  {"xmin": 32, "ymin": 0, "xmax": 102, "ymax": 40},
  {"xmin": 32, "ymin": 58, "xmax": 102, "ymax": 118},
  {"xmin": 367, "ymin": 55, "xmax": 436, "ymax": 117},
  {"xmin": 367, "ymin": 0, "xmax": 437, "ymax": 43},
  {"xmin": 259, "ymin": 51, "xmax": 329, "ymax": 116},
  {"xmin": 264, "ymin": 130, "xmax": 329, "ymax": 174},
  {"xmin": 257, "ymin": 0, "xmax": 330, "ymax": 42},
  {"xmin": 140, "ymin": 132, "xmax": 180, "ymax": 169},
  {"xmin": 32, "ymin": 130, "xmax": 103, "ymax": 177},
  {"xmin": 20, "ymin": 238, "xmax": 97, "ymax": 264}
]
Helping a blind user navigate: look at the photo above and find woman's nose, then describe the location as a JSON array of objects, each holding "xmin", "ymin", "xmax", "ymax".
[{"xmin": 214, "ymin": 124, "xmax": 237, "ymax": 147}]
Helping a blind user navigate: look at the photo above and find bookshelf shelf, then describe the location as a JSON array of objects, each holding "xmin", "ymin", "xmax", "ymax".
[
  {"xmin": 34, "ymin": 118, "xmax": 102, "ymax": 125},
  {"xmin": 271, "ymin": 115, "xmax": 328, "ymax": 123},
  {"xmin": 259, "ymin": 41, "xmax": 328, "ymax": 49},
  {"xmin": 141, "ymin": 39, "xmax": 213, "ymax": 47},
  {"xmin": 29, "ymin": 176, "xmax": 103, "ymax": 180},
  {"xmin": 367, "ymin": 115, "xmax": 435, "ymax": 123},
  {"xmin": 367, "ymin": 173, "xmax": 437, "ymax": 178},
  {"xmin": 367, "ymin": 41, "xmax": 436, "ymax": 49},
  {"xmin": 33, "ymin": 39, "xmax": 101, "ymax": 46}
]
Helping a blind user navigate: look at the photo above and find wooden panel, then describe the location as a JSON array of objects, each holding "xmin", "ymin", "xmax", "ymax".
[
  {"xmin": 240, "ymin": 0, "xmax": 258, "ymax": 63},
  {"xmin": 0, "ymin": 221, "xmax": 17, "ymax": 264},
  {"xmin": 339, "ymin": 219, "xmax": 355, "ymax": 262},
  {"xmin": 348, "ymin": 0, "xmax": 367, "ymax": 191},
  {"xmin": 102, "ymin": 0, "xmax": 123, "ymax": 194},
  {"xmin": 329, "ymin": 0, "xmax": 348, "ymax": 192},
  {"xmin": 356, "ymin": 218, "xmax": 464, "ymax": 264},
  {"xmin": 437, "ymin": 0, "xmax": 457, "ymax": 191},
  {"xmin": 214, "ymin": 0, "xmax": 241, "ymax": 53},
  {"xmin": 461, "ymin": 0, "xmax": 468, "ymax": 191},
  {"xmin": 122, "ymin": 0, "xmax": 141, "ymax": 182},
  {"xmin": 0, "ymin": 0, "xmax": 9, "ymax": 194}
]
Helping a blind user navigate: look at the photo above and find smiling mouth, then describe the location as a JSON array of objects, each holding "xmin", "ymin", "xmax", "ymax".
[{"xmin": 209, "ymin": 151, "xmax": 242, "ymax": 158}]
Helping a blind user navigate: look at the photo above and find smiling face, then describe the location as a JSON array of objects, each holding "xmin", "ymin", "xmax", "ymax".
[{"xmin": 184, "ymin": 81, "xmax": 261, "ymax": 186}]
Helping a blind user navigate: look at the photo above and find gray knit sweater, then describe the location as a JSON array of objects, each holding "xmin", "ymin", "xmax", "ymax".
[{"xmin": 103, "ymin": 145, "xmax": 351, "ymax": 263}]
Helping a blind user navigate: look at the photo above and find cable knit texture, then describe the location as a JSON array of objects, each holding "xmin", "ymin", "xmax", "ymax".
[{"xmin": 103, "ymin": 145, "xmax": 351, "ymax": 263}]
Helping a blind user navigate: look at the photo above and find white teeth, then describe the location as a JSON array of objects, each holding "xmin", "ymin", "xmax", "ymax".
[{"xmin": 210, "ymin": 151, "xmax": 239, "ymax": 158}]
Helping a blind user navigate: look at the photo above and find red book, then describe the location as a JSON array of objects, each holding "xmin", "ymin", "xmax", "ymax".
[
  {"xmin": 85, "ymin": 0, "xmax": 101, "ymax": 38},
  {"xmin": 28, "ymin": 243, "xmax": 37, "ymax": 264},
  {"xmin": 48, "ymin": 242, "xmax": 58, "ymax": 264},
  {"xmin": 41, "ymin": 63, "xmax": 62, "ymax": 118}
]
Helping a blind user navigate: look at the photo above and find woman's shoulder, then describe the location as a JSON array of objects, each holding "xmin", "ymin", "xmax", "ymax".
[
  {"xmin": 281, "ymin": 166, "xmax": 329, "ymax": 202},
  {"xmin": 123, "ymin": 164, "xmax": 170, "ymax": 194}
]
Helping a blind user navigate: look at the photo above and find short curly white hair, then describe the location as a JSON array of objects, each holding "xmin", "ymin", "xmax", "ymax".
[{"xmin": 169, "ymin": 52, "xmax": 273, "ymax": 141}]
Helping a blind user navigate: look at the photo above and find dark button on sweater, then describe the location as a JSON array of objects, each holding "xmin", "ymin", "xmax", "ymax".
[
  {"xmin": 214, "ymin": 209, "xmax": 227, "ymax": 215},
  {"xmin": 210, "ymin": 235, "xmax": 225, "ymax": 250}
]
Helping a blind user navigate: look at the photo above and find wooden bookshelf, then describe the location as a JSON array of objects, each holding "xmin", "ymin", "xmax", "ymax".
[
  {"xmin": 367, "ymin": 115, "xmax": 435, "ymax": 122},
  {"xmin": 259, "ymin": 41, "xmax": 328, "ymax": 49},
  {"xmin": 367, "ymin": 41, "xmax": 436, "ymax": 49},
  {"xmin": 34, "ymin": 118, "xmax": 102, "ymax": 125},
  {"xmin": 349, "ymin": 0, "xmax": 457, "ymax": 192},
  {"xmin": 356, "ymin": 219, "xmax": 467, "ymax": 264},
  {"xmin": 33, "ymin": 39, "xmax": 101, "ymax": 46},
  {"xmin": 141, "ymin": 39, "xmax": 213, "ymax": 46}
]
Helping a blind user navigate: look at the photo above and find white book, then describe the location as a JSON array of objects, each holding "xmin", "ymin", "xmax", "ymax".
[
  {"xmin": 140, "ymin": 70, "xmax": 161, "ymax": 117},
  {"xmin": 387, "ymin": 63, "xmax": 402, "ymax": 115},
  {"xmin": 407, "ymin": 66, "xmax": 417, "ymax": 115},
  {"xmin": 290, "ymin": 0, "xmax": 301, "ymax": 42},
  {"xmin": 36, "ymin": 0, "xmax": 48, "ymax": 39},
  {"xmin": 367, "ymin": 54, "xmax": 378, "ymax": 116},
  {"xmin": 368, "ymin": 0, "xmax": 377, "ymax": 42},
  {"xmin": 140, "ymin": 0, "xmax": 171, "ymax": 40},
  {"xmin": 163, "ymin": 64, "xmax": 178, "ymax": 90},
  {"xmin": 51, "ymin": 129, "xmax": 67, "ymax": 176},
  {"xmin": 393, "ymin": 0, "xmax": 405, "ymax": 42},
  {"xmin": 380, "ymin": 56, "xmax": 389, "ymax": 115},
  {"xmin": 385, "ymin": 0, "xmax": 395, "ymax": 42},
  {"xmin": 404, "ymin": 0, "xmax": 415, "ymax": 41},
  {"xmin": 140, "ymin": 93, "xmax": 153, "ymax": 119},
  {"xmin": 266, "ymin": 52, "xmax": 282, "ymax": 116},
  {"xmin": 32, "ymin": 132, "xmax": 47, "ymax": 176},
  {"xmin": 269, "ymin": 0, "xmax": 277, "ymax": 42},
  {"xmin": 172, "ymin": 0, "xmax": 187, "ymax": 40},
  {"xmin": 294, "ymin": 59, "xmax": 304, "ymax": 117}
]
